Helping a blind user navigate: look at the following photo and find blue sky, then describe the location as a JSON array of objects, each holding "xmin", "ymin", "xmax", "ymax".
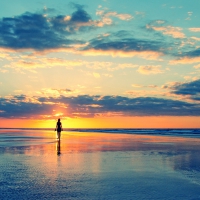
[{"xmin": 0, "ymin": 0, "xmax": 200, "ymax": 127}]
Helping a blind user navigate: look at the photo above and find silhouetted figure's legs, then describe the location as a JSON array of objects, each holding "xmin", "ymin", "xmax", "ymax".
[{"xmin": 57, "ymin": 131, "xmax": 61, "ymax": 140}]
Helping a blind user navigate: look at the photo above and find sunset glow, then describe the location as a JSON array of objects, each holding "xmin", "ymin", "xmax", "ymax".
[{"xmin": 1, "ymin": 116, "xmax": 200, "ymax": 129}]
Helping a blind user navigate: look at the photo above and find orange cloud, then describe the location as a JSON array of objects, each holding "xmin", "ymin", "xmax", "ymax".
[
  {"xmin": 117, "ymin": 63, "xmax": 138, "ymax": 69},
  {"xmin": 146, "ymin": 25, "xmax": 185, "ymax": 38},
  {"xmin": 161, "ymin": 81, "xmax": 184, "ymax": 89},
  {"xmin": 80, "ymin": 49, "xmax": 163, "ymax": 60},
  {"xmin": 137, "ymin": 65, "xmax": 164, "ymax": 75},
  {"xmin": 191, "ymin": 37, "xmax": 200, "ymax": 41},
  {"xmin": 95, "ymin": 9, "xmax": 133, "ymax": 27},
  {"xmin": 189, "ymin": 28, "xmax": 200, "ymax": 32},
  {"xmin": 170, "ymin": 57, "xmax": 200, "ymax": 65},
  {"xmin": 96, "ymin": 10, "xmax": 133, "ymax": 21},
  {"xmin": 3, "ymin": 54, "xmax": 142, "ymax": 73},
  {"xmin": 132, "ymin": 84, "xmax": 143, "ymax": 88},
  {"xmin": 4, "ymin": 57, "xmax": 85, "ymax": 72}
]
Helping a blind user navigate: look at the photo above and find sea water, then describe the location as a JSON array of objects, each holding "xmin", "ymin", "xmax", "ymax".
[{"xmin": 0, "ymin": 128, "xmax": 200, "ymax": 199}]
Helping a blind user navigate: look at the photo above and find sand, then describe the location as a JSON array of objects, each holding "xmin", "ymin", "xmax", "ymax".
[{"xmin": 0, "ymin": 129, "xmax": 200, "ymax": 199}]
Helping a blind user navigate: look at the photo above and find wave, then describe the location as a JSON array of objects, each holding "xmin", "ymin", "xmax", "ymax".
[{"xmin": 71, "ymin": 128, "xmax": 200, "ymax": 137}]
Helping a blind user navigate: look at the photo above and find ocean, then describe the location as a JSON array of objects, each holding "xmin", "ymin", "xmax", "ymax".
[
  {"xmin": 1, "ymin": 128, "xmax": 200, "ymax": 199},
  {"xmin": 1, "ymin": 128, "xmax": 200, "ymax": 137}
]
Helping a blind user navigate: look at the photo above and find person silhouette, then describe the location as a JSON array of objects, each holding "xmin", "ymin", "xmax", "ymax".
[{"xmin": 55, "ymin": 118, "xmax": 63, "ymax": 140}]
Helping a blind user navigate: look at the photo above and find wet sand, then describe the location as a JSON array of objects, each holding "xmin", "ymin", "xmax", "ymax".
[{"xmin": 1, "ymin": 129, "xmax": 200, "ymax": 199}]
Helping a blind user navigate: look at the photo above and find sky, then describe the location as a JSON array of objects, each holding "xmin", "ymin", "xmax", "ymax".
[{"xmin": 0, "ymin": 0, "xmax": 200, "ymax": 128}]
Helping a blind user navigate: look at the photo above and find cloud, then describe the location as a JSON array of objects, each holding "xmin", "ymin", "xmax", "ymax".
[
  {"xmin": 116, "ymin": 14, "xmax": 133, "ymax": 21},
  {"xmin": 162, "ymin": 81, "xmax": 182, "ymax": 90},
  {"xmin": 189, "ymin": 28, "xmax": 200, "ymax": 32},
  {"xmin": 3, "ymin": 57, "xmax": 85, "ymax": 72},
  {"xmin": 102, "ymin": 11, "xmax": 133, "ymax": 21},
  {"xmin": 165, "ymin": 79, "xmax": 200, "ymax": 102},
  {"xmin": 171, "ymin": 79, "xmax": 200, "ymax": 96},
  {"xmin": 0, "ymin": 5, "xmax": 198, "ymax": 64},
  {"xmin": 0, "ymin": 5, "xmax": 133, "ymax": 52},
  {"xmin": 191, "ymin": 37, "xmax": 200, "ymax": 41},
  {"xmin": 1, "ymin": 94, "xmax": 200, "ymax": 119},
  {"xmin": 125, "ymin": 90, "xmax": 161, "ymax": 97},
  {"xmin": 184, "ymin": 48, "xmax": 200, "ymax": 57},
  {"xmin": 116, "ymin": 63, "xmax": 138, "ymax": 70},
  {"xmin": 0, "ymin": 6, "xmax": 107, "ymax": 51},
  {"xmin": 80, "ymin": 48, "xmax": 163, "ymax": 60},
  {"xmin": 169, "ymin": 48, "xmax": 200, "ymax": 64},
  {"xmin": 155, "ymin": 20, "xmax": 165, "ymax": 24},
  {"xmin": 0, "ymin": 12, "xmax": 71, "ymax": 50},
  {"xmin": 3, "ymin": 56, "xmax": 140, "ymax": 72},
  {"xmin": 137, "ymin": 65, "xmax": 163, "ymax": 75},
  {"xmin": 169, "ymin": 56, "xmax": 200, "ymax": 65},
  {"xmin": 96, "ymin": 10, "xmax": 133, "ymax": 26},
  {"xmin": 135, "ymin": 11, "xmax": 145, "ymax": 17},
  {"xmin": 0, "ymin": 8, "xmax": 165, "ymax": 60},
  {"xmin": 87, "ymin": 36, "xmax": 164, "ymax": 52},
  {"xmin": 69, "ymin": 3, "xmax": 91, "ymax": 22},
  {"xmin": 82, "ymin": 36, "xmax": 165, "ymax": 59},
  {"xmin": 146, "ymin": 22, "xmax": 185, "ymax": 38},
  {"xmin": 132, "ymin": 84, "xmax": 143, "ymax": 88},
  {"xmin": 0, "ymin": 102, "xmax": 52, "ymax": 118},
  {"xmin": 148, "ymin": 85, "xmax": 158, "ymax": 88},
  {"xmin": 38, "ymin": 88, "xmax": 73, "ymax": 97}
]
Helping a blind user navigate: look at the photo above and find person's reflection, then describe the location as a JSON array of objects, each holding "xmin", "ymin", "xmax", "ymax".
[{"xmin": 56, "ymin": 139, "xmax": 61, "ymax": 155}]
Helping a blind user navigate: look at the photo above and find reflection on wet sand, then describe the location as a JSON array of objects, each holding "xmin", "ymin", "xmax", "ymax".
[
  {"xmin": 1, "ymin": 131, "xmax": 200, "ymax": 153},
  {"xmin": 56, "ymin": 139, "xmax": 61, "ymax": 155},
  {"xmin": 1, "ymin": 130, "xmax": 200, "ymax": 200},
  {"xmin": 1, "ymin": 131, "xmax": 200, "ymax": 174}
]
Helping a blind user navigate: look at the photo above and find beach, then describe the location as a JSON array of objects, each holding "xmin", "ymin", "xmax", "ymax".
[{"xmin": 1, "ymin": 129, "xmax": 200, "ymax": 199}]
